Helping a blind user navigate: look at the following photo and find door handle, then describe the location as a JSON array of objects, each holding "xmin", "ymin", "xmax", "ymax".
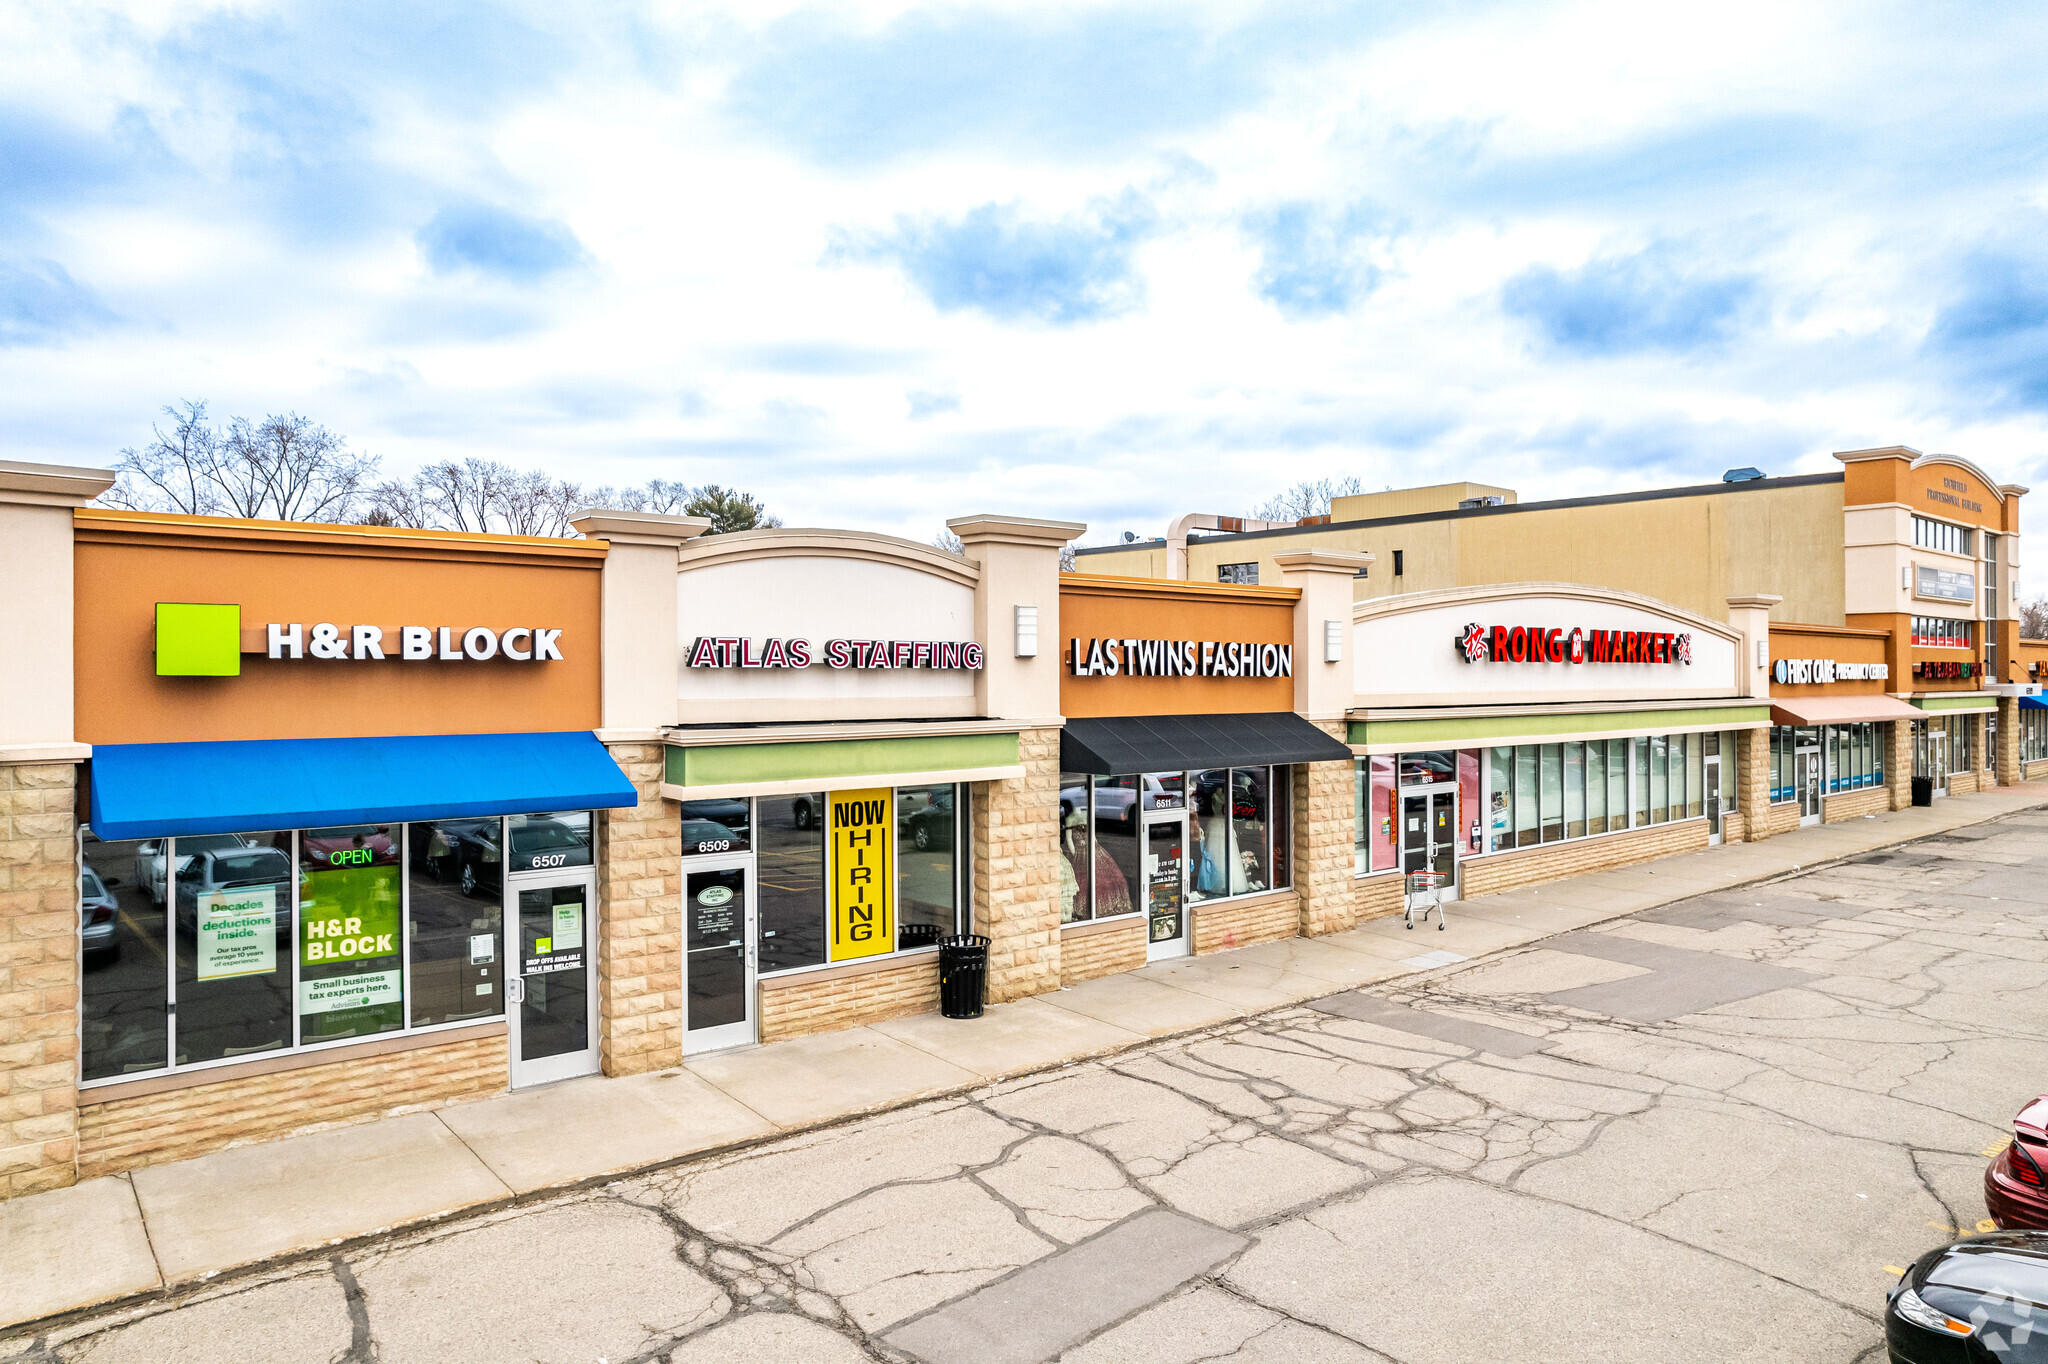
[{"xmin": 507, "ymin": 977, "xmax": 526, "ymax": 1004}]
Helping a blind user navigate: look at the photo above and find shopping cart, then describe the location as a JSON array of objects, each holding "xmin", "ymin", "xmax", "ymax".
[{"xmin": 1403, "ymin": 870, "xmax": 1449, "ymax": 931}]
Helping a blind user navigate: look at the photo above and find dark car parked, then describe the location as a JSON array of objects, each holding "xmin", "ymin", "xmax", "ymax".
[
  {"xmin": 901, "ymin": 787, "xmax": 955, "ymax": 851},
  {"xmin": 80, "ymin": 864, "xmax": 118, "ymax": 959},
  {"xmin": 173, "ymin": 847, "xmax": 294, "ymax": 941},
  {"xmin": 1886, "ymin": 1231, "xmax": 2048, "ymax": 1362},
  {"xmin": 1988, "ymin": 1096, "xmax": 2048, "ymax": 1232}
]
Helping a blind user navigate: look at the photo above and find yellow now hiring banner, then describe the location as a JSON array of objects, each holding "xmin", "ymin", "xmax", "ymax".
[{"xmin": 829, "ymin": 787, "xmax": 894, "ymax": 961}]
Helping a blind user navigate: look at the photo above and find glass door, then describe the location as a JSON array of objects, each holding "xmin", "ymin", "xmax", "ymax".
[
  {"xmin": 684, "ymin": 862, "xmax": 756, "ymax": 1053},
  {"xmin": 508, "ymin": 869, "xmax": 598, "ymax": 1087},
  {"xmin": 1930, "ymin": 726, "xmax": 1949, "ymax": 796},
  {"xmin": 1796, "ymin": 750, "xmax": 1822, "ymax": 825},
  {"xmin": 1144, "ymin": 815, "xmax": 1188, "ymax": 961},
  {"xmin": 1402, "ymin": 791, "xmax": 1460, "ymax": 901},
  {"xmin": 1705, "ymin": 759, "xmax": 1723, "ymax": 843}
]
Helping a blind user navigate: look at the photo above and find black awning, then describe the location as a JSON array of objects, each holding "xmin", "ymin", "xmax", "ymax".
[{"xmin": 1060, "ymin": 712, "xmax": 1355, "ymax": 775}]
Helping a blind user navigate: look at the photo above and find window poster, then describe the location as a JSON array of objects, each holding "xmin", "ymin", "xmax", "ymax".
[
  {"xmin": 828, "ymin": 787, "xmax": 894, "ymax": 961},
  {"xmin": 298, "ymin": 838, "xmax": 404, "ymax": 1036},
  {"xmin": 196, "ymin": 885, "xmax": 278, "ymax": 980}
]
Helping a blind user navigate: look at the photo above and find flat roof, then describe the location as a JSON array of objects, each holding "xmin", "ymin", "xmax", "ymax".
[{"xmin": 1075, "ymin": 471, "xmax": 1845, "ymax": 556}]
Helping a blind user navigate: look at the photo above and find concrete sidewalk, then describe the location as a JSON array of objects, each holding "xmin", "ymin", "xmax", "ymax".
[{"xmin": 7, "ymin": 783, "xmax": 2045, "ymax": 1330}]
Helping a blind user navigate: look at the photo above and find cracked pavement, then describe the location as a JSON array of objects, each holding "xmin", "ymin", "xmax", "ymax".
[{"xmin": 8, "ymin": 811, "xmax": 2047, "ymax": 1364}]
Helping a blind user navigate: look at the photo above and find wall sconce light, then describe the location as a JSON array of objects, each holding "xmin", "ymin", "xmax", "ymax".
[
  {"xmin": 1015, "ymin": 604, "xmax": 1038, "ymax": 658},
  {"xmin": 1324, "ymin": 619, "xmax": 1343, "ymax": 663}
]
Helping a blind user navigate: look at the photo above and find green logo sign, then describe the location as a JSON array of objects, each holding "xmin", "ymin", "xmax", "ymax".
[{"xmin": 155, "ymin": 602, "xmax": 241, "ymax": 677}]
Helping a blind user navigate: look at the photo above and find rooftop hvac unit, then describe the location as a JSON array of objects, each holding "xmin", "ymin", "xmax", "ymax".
[
  {"xmin": 1457, "ymin": 496, "xmax": 1506, "ymax": 509},
  {"xmin": 1722, "ymin": 467, "xmax": 1766, "ymax": 482}
]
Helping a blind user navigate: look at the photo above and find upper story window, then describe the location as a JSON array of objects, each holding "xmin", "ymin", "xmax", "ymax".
[
  {"xmin": 1912, "ymin": 616, "xmax": 1974, "ymax": 648},
  {"xmin": 1913, "ymin": 516, "xmax": 1974, "ymax": 556},
  {"xmin": 1217, "ymin": 563, "xmax": 1258, "ymax": 585}
]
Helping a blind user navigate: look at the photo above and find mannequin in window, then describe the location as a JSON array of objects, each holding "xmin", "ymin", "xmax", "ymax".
[{"xmin": 1195, "ymin": 788, "xmax": 1249, "ymax": 896}]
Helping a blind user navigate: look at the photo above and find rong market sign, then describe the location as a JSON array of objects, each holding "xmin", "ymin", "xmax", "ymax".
[
  {"xmin": 1456, "ymin": 623, "xmax": 1692, "ymax": 667},
  {"xmin": 1353, "ymin": 586, "xmax": 1742, "ymax": 705}
]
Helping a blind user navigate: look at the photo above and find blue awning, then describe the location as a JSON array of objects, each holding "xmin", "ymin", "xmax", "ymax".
[
  {"xmin": 88, "ymin": 731, "xmax": 639, "ymax": 841},
  {"xmin": 2023, "ymin": 695, "xmax": 2048, "ymax": 710}
]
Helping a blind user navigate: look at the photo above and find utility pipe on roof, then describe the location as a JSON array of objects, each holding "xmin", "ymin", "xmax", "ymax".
[{"xmin": 1165, "ymin": 512, "xmax": 1327, "ymax": 579}]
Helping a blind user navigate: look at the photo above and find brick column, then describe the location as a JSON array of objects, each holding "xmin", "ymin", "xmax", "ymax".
[
  {"xmin": 1998, "ymin": 697, "xmax": 2022, "ymax": 787},
  {"xmin": 1293, "ymin": 729, "xmax": 1357, "ymax": 936},
  {"xmin": 1, "ymin": 761, "xmax": 80, "ymax": 1198},
  {"xmin": 1734, "ymin": 727, "xmax": 1772, "ymax": 842},
  {"xmin": 974, "ymin": 726, "xmax": 1062, "ymax": 1003},
  {"xmin": 1886, "ymin": 717, "xmax": 1915, "ymax": 810},
  {"xmin": 598, "ymin": 742, "xmax": 683, "ymax": 1076}
]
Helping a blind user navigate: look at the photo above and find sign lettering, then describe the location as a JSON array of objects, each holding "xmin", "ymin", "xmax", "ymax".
[
  {"xmin": 196, "ymin": 886, "xmax": 278, "ymax": 981},
  {"xmin": 1772, "ymin": 658, "xmax": 1890, "ymax": 684},
  {"xmin": 1066, "ymin": 638, "xmax": 1293, "ymax": 678},
  {"xmin": 266, "ymin": 623, "xmax": 563, "ymax": 662},
  {"xmin": 828, "ymin": 787, "xmax": 894, "ymax": 962},
  {"xmin": 686, "ymin": 637, "xmax": 984, "ymax": 671},
  {"xmin": 1456, "ymin": 623, "xmax": 1692, "ymax": 666}
]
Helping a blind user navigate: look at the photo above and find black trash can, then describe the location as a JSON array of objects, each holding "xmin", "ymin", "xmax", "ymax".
[
  {"xmin": 938, "ymin": 934, "xmax": 990, "ymax": 1019},
  {"xmin": 1912, "ymin": 776, "xmax": 1934, "ymax": 807},
  {"xmin": 897, "ymin": 922, "xmax": 942, "ymax": 952}
]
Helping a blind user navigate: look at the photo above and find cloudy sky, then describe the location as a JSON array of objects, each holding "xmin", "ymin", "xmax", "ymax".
[{"xmin": 6, "ymin": 1, "xmax": 2048, "ymax": 542}]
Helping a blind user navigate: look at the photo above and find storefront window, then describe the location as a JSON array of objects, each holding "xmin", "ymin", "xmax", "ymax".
[
  {"xmin": 1097, "ymin": 774, "xmax": 1146, "ymax": 911},
  {"xmin": 896, "ymin": 785, "xmax": 957, "ymax": 946},
  {"xmin": 755, "ymin": 795, "xmax": 825, "ymax": 974},
  {"xmin": 1455, "ymin": 751, "xmax": 1479, "ymax": 857},
  {"xmin": 1514, "ymin": 747, "xmax": 1538, "ymax": 848},
  {"xmin": 165, "ymin": 829, "xmax": 295, "ymax": 1065},
  {"xmin": 297, "ymin": 826, "xmax": 404, "ymax": 1046},
  {"xmin": 679, "ymin": 799, "xmax": 751, "ymax": 856},
  {"xmin": 1400, "ymin": 751, "xmax": 1455, "ymax": 786},
  {"xmin": 1230, "ymin": 767, "xmax": 1272, "ymax": 894},
  {"xmin": 1353, "ymin": 762, "xmax": 1369, "ymax": 874},
  {"xmin": 1564, "ymin": 742, "xmax": 1586, "ymax": 839},
  {"xmin": 1370, "ymin": 755, "xmax": 1397, "ymax": 869},
  {"xmin": 1685, "ymin": 734, "xmax": 1704, "ymax": 818},
  {"xmin": 1272, "ymin": 768, "xmax": 1293, "ymax": 887},
  {"xmin": 1585, "ymin": 741, "xmax": 1608, "ymax": 835},
  {"xmin": 79, "ymin": 833, "xmax": 169, "ymax": 1081},
  {"xmin": 1955, "ymin": 716, "xmax": 1976, "ymax": 772},
  {"xmin": 508, "ymin": 811, "xmax": 591, "ymax": 872},
  {"xmin": 1189, "ymin": 770, "xmax": 1231, "ymax": 900},
  {"xmin": 1538, "ymin": 744, "xmax": 1563, "ymax": 843},
  {"xmin": 1144, "ymin": 772, "xmax": 1185, "ymax": 811},
  {"xmin": 1609, "ymin": 738, "xmax": 1630, "ymax": 825},
  {"xmin": 408, "ymin": 820, "xmax": 505, "ymax": 1027},
  {"xmin": 1061, "ymin": 773, "xmax": 1095, "ymax": 921},
  {"xmin": 1486, "ymin": 748, "xmax": 1512, "ymax": 853}
]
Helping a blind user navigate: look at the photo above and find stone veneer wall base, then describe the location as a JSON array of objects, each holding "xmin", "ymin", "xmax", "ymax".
[
  {"xmin": 1058, "ymin": 920, "xmax": 1146, "ymax": 985},
  {"xmin": 1460, "ymin": 819, "xmax": 1711, "ymax": 899},
  {"xmin": 599, "ymin": 742, "xmax": 684, "ymax": 1077},
  {"xmin": 757, "ymin": 958, "xmax": 940, "ymax": 1043},
  {"xmin": 76, "ymin": 1034, "xmax": 507, "ymax": 1179},
  {"xmin": 0, "ymin": 761, "xmax": 79, "ymax": 1198},
  {"xmin": 1192, "ymin": 891, "xmax": 1300, "ymax": 956},
  {"xmin": 1823, "ymin": 787, "xmax": 1891, "ymax": 823}
]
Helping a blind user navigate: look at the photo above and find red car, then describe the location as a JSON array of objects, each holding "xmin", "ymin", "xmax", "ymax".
[{"xmin": 1985, "ymin": 1094, "xmax": 2048, "ymax": 1230}]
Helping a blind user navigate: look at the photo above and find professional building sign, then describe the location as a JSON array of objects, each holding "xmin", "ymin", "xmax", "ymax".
[
  {"xmin": 268, "ymin": 623, "xmax": 562, "ymax": 661},
  {"xmin": 1774, "ymin": 658, "xmax": 1890, "ymax": 684},
  {"xmin": 1456, "ymin": 623, "xmax": 1693, "ymax": 666},
  {"xmin": 297, "ymin": 902, "xmax": 402, "ymax": 1016},
  {"xmin": 1915, "ymin": 565, "xmax": 1976, "ymax": 604},
  {"xmin": 152, "ymin": 602, "xmax": 564, "ymax": 676},
  {"xmin": 1067, "ymin": 638, "xmax": 1294, "ymax": 678},
  {"xmin": 686, "ymin": 637, "xmax": 984, "ymax": 670},
  {"xmin": 828, "ymin": 788, "xmax": 894, "ymax": 962},
  {"xmin": 1914, "ymin": 660, "xmax": 1978, "ymax": 681}
]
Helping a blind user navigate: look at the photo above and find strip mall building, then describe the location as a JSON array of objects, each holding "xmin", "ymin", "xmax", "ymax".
[{"xmin": 0, "ymin": 442, "xmax": 2040, "ymax": 1198}]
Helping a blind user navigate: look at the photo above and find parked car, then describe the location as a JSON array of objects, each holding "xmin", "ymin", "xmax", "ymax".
[
  {"xmin": 80, "ymin": 864, "xmax": 118, "ymax": 959},
  {"xmin": 1987, "ymin": 1095, "xmax": 2048, "ymax": 1231},
  {"xmin": 681, "ymin": 818, "xmax": 744, "ymax": 857},
  {"xmin": 789, "ymin": 795, "xmax": 819, "ymax": 831},
  {"xmin": 902, "ymin": 787, "xmax": 955, "ymax": 851},
  {"xmin": 137, "ymin": 833, "xmax": 251, "ymax": 906},
  {"xmin": 1885, "ymin": 1230, "xmax": 2048, "ymax": 1362},
  {"xmin": 1059, "ymin": 776, "xmax": 1170, "ymax": 832},
  {"xmin": 420, "ymin": 819, "xmax": 503, "ymax": 897},
  {"xmin": 173, "ymin": 847, "xmax": 294, "ymax": 940}
]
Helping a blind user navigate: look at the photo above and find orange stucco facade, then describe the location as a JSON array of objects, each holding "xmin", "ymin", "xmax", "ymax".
[{"xmin": 1057, "ymin": 574, "xmax": 1299, "ymax": 718}]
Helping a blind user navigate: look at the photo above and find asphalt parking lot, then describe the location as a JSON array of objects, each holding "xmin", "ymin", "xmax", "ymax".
[{"xmin": 10, "ymin": 809, "xmax": 2047, "ymax": 1364}]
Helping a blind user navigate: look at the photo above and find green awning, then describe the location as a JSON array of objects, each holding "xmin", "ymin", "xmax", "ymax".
[
  {"xmin": 1349, "ymin": 704, "xmax": 1770, "ymax": 751},
  {"xmin": 664, "ymin": 730, "xmax": 1023, "ymax": 798},
  {"xmin": 1911, "ymin": 695, "xmax": 1996, "ymax": 712}
]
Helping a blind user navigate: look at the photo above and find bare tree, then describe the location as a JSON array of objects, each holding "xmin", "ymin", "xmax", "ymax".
[
  {"xmin": 932, "ymin": 529, "xmax": 965, "ymax": 555},
  {"xmin": 1060, "ymin": 542, "xmax": 1078, "ymax": 572},
  {"xmin": 103, "ymin": 403, "xmax": 378, "ymax": 522},
  {"xmin": 1251, "ymin": 476, "xmax": 1364, "ymax": 523},
  {"xmin": 2022, "ymin": 597, "xmax": 2048, "ymax": 640},
  {"xmin": 102, "ymin": 401, "xmax": 223, "ymax": 515}
]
